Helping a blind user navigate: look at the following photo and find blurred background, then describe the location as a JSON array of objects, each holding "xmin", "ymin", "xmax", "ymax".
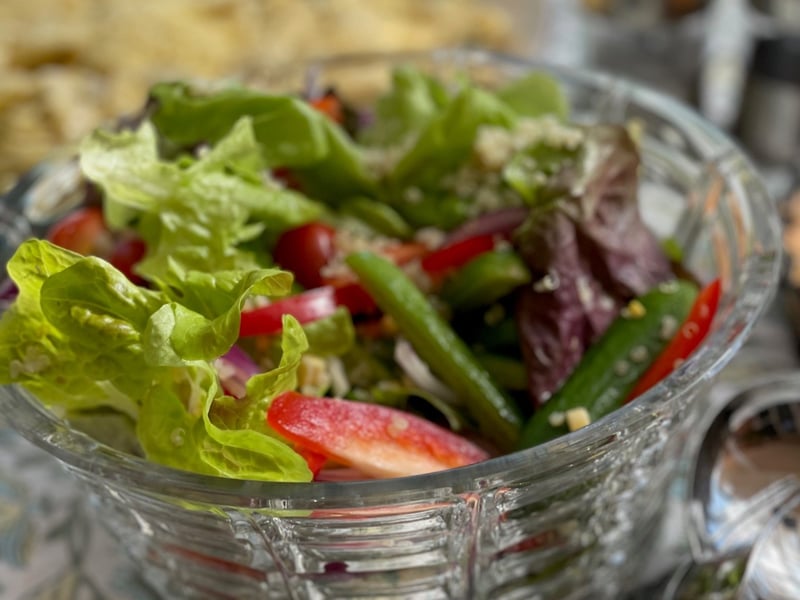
[{"xmin": 2, "ymin": 0, "xmax": 799, "ymax": 192}]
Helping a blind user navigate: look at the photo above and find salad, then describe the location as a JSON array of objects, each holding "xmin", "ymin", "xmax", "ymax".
[{"xmin": 0, "ymin": 66, "xmax": 720, "ymax": 482}]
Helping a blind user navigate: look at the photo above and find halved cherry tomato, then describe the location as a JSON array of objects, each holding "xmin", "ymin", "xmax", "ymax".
[
  {"xmin": 109, "ymin": 237, "xmax": 147, "ymax": 285},
  {"xmin": 46, "ymin": 206, "xmax": 113, "ymax": 257},
  {"xmin": 626, "ymin": 278, "xmax": 722, "ymax": 401},
  {"xmin": 239, "ymin": 286, "xmax": 338, "ymax": 337},
  {"xmin": 420, "ymin": 233, "xmax": 497, "ymax": 275},
  {"xmin": 267, "ymin": 391, "xmax": 489, "ymax": 479},
  {"xmin": 272, "ymin": 222, "xmax": 336, "ymax": 289}
]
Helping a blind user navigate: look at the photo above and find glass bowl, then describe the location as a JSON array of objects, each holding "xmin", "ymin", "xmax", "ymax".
[{"xmin": 0, "ymin": 49, "xmax": 782, "ymax": 599}]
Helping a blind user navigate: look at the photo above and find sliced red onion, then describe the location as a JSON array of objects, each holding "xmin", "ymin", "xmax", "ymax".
[
  {"xmin": 443, "ymin": 206, "xmax": 529, "ymax": 246},
  {"xmin": 215, "ymin": 345, "xmax": 260, "ymax": 398},
  {"xmin": 394, "ymin": 338, "xmax": 458, "ymax": 405}
]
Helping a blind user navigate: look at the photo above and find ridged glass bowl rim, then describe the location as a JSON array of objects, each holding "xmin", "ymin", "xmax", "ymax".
[{"xmin": 1, "ymin": 48, "xmax": 782, "ymax": 506}]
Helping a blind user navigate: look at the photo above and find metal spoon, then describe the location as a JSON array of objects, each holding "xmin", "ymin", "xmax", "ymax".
[{"xmin": 663, "ymin": 372, "xmax": 800, "ymax": 599}]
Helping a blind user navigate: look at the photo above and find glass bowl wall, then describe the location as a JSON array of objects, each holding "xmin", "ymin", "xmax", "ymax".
[{"xmin": 0, "ymin": 49, "xmax": 781, "ymax": 599}]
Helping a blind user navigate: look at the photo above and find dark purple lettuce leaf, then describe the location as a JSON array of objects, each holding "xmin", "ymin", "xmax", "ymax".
[{"xmin": 513, "ymin": 125, "xmax": 672, "ymax": 405}]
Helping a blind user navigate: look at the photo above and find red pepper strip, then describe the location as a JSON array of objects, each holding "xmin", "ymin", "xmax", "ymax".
[
  {"xmin": 267, "ymin": 391, "xmax": 489, "ymax": 479},
  {"xmin": 382, "ymin": 241, "xmax": 430, "ymax": 265},
  {"xmin": 626, "ymin": 278, "xmax": 722, "ymax": 401},
  {"xmin": 295, "ymin": 446, "xmax": 327, "ymax": 478},
  {"xmin": 239, "ymin": 286, "xmax": 338, "ymax": 337},
  {"xmin": 420, "ymin": 233, "xmax": 497, "ymax": 275}
]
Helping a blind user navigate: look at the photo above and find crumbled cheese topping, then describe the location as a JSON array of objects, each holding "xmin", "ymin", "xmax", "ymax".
[
  {"xmin": 297, "ymin": 354, "xmax": 330, "ymax": 396},
  {"xmin": 565, "ymin": 407, "xmax": 591, "ymax": 432},
  {"xmin": 621, "ymin": 299, "xmax": 647, "ymax": 319},
  {"xmin": 548, "ymin": 411, "xmax": 566, "ymax": 428},
  {"xmin": 474, "ymin": 117, "xmax": 584, "ymax": 172}
]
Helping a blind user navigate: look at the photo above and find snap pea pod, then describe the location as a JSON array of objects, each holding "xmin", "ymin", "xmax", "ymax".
[
  {"xmin": 440, "ymin": 250, "xmax": 531, "ymax": 310},
  {"xmin": 518, "ymin": 279, "xmax": 698, "ymax": 449},
  {"xmin": 346, "ymin": 251, "xmax": 523, "ymax": 450}
]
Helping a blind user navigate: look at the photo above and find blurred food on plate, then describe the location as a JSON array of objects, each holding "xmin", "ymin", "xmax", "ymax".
[{"xmin": 0, "ymin": 0, "xmax": 516, "ymax": 190}]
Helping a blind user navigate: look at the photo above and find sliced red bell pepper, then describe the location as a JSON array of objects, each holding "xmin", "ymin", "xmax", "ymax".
[
  {"xmin": 420, "ymin": 233, "xmax": 497, "ymax": 275},
  {"xmin": 295, "ymin": 446, "xmax": 327, "ymax": 478},
  {"xmin": 267, "ymin": 391, "xmax": 490, "ymax": 479},
  {"xmin": 239, "ymin": 286, "xmax": 338, "ymax": 338},
  {"xmin": 626, "ymin": 278, "xmax": 721, "ymax": 401}
]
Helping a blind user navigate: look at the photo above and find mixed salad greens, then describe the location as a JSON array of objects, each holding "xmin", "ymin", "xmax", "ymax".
[{"xmin": 0, "ymin": 66, "xmax": 720, "ymax": 482}]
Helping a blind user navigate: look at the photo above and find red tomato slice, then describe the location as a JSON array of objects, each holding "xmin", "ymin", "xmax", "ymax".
[
  {"xmin": 239, "ymin": 286, "xmax": 338, "ymax": 337},
  {"xmin": 272, "ymin": 222, "xmax": 336, "ymax": 289},
  {"xmin": 109, "ymin": 237, "xmax": 147, "ymax": 285},
  {"xmin": 626, "ymin": 278, "xmax": 722, "ymax": 401},
  {"xmin": 267, "ymin": 391, "xmax": 490, "ymax": 479},
  {"xmin": 46, "ymin": 206, "xmax": 113, "ymax": 257},
  {"xmin": 420, "ymin": 234, "xmax": 497, "ymax": 275}
]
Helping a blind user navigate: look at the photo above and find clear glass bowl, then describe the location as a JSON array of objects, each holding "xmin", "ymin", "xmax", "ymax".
[{"xmin": 0, "ymin": 49, "xmax": 782, "ymax": 599}]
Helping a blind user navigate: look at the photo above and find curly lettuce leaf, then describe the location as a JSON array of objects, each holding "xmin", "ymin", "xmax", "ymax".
[
  {"xmin": 360, "ymin": 65, "xmax": 449, "ymax": 146},
  {"xmin": 79, "ymin": 118, "xmax": 324, "ymax": 284},
  {"xmin": 389, "ymin": 86, "xmax": 517, "ymax": 189},
  {"xmin": 0, "ymin": 239, "xmax": 312, "ymax": 482},
  {"xmin": 497, "ymin": 71, "xmax": 569, "ymax": 120},
  {"xmin": 139, "ymin": 361, "xmax": 311, "ymax": 482},
  {"xmin": 0, "ymin": 241, "xmax": 145, "ymax": 417},
  {"xmin": 143, "ymin": 266, "xmax": 293, "ymax": 365},
  {"xmin": 302, "ymin": 307, "xmax": 355, "ymax": 356},
  {"xmin": 149, "ymin": 82, "xmax": 376, "ymax": 203}
]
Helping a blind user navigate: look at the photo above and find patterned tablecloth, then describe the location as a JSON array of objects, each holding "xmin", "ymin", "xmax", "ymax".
[{"xmin": 0, "ymin": 428, "xmax": 158, "ymax": 600}]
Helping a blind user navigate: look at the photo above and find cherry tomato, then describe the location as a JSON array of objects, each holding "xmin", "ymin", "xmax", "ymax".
[
  {"xmin": 239, "ymin": 286, "xmax": 338, "ymax": 338},
  {"xmin": 420, "ymin": 233, "xmax": 497, "ymax": 275},
  {"xmin": 109, "ymin": 237, "xmax": 147, "ymax": 285},
  {"xmin": 309, "ymin": 92, "xmax": 344, "ymax": 124},
  {"xmin": 332, "ymin": 281, "xmax": 379, "ymax": 316},
  {"xmin": 627, "ymin": 278, "xmax": 721, "ymax": 401},
  {"xmin": 272, "ymin": 222, "xmax": 336, "ymax": 289},
  {"xmin": 46, "ymin": 206, "xmax": 113, "ymax": 257},
  {"xmin": 267, "ymin": 391, "xmax": 489, "ymax": 479}
]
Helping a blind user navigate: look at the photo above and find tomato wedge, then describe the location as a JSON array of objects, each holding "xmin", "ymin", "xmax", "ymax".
[
  {"xmin": 267, "ymin": 391, "xmax": 489, "ymax": 479},
  {"xmin": 239, "ymin": 286, "xmax": 338, "ymax": 337},
  {"xmin": 420, "ymin": 234, "xmax": 497, "ymax": 275},
  {"xmin": 46, "ymin": 206, "xmax": 113, "ymax": 257},
  {"xmin": 109, "ymin": 237, "xmax": 147, "ymax": 285},
  {"xmin": 626, "ymin": 278, "xmax": 721, "ymax": 401},
  {"xmin": 273, "ymin": 222, "xmax": 336, "ymax": 289}
]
